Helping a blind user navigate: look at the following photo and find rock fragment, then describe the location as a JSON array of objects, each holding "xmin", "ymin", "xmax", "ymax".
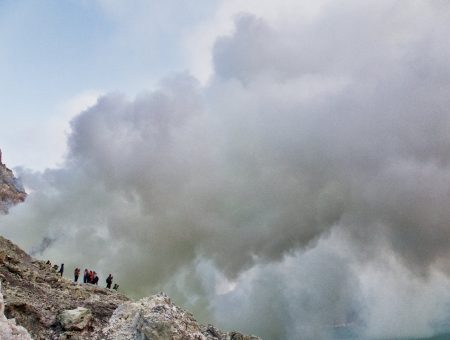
[
  {"xmin": 0, "ymin": 283, "xmax": 32, "ymax": 339},
  {"xmin": 103, "ymin": 293, "xmax": 261, "ymax": 340},
  {"xmin": 58, "ymin": 307, "xmax": 92, "ymax": 331}
]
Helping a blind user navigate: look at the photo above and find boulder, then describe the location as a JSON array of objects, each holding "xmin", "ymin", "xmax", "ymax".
[
  {"xmin": 58, "ymin": 307, "xmax": 92, "ymax": 331},
  {"xmin": 0, "ymin": 235, "xmax": 259, "ymax": 339},
  {"xmin": 0, "ymin": 283, "xmax": 32, "ymax": 339},
  {"xmin": 103, "ymin": 293, "xmax": 261, "ymax": 340}
]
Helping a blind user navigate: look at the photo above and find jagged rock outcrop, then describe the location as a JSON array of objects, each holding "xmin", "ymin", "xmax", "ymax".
[
  {"xmin": 0, "ymin": 282, "xmax": 32, "ymax": 339},
  {"xmin": 0, "ymin": 150, "xmax": 26, "ymax": 214},
  {"xmin": 103, "ymin": 293, "xmax": 260, "ymax": 340},
  {"xmin": 58, "ymin": 307, "xmax": 93, "ymax": 331},
  {"xmin": 0, "ymin": 236, "xmax": 129, "ymax": 339},
  {"xmin": 0, "ymin": 235, "xmax": 261, "ymax": 339}
]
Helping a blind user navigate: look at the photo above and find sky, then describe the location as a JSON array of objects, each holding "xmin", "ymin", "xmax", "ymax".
[{"xmin": 2, "ymin": 1, "xmax": 450, "ymax": 339}]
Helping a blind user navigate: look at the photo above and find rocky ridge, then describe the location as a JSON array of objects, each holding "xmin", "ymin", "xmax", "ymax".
[
  {"xmin": 0, "ymin": 235, "xmax": 130, "ymax": 339},
  {"xmin": 0, "ymin": 235, "xmax": 261, "ymax": 340},
  {"xmin": 103, "ymin": 293, "xmax": 259, "ymax": 340},
  {"xmin": 0, "ymin": 152, "xmax": 261, "ymax": 339},
  {"xmin": 0, "ymin": 150, "xmax": 26, "ymax": 214}
]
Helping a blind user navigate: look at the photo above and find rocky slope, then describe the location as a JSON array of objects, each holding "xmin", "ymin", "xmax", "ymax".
[
  {"xmin": 0, "ymin": 235, "xmax": 130, "ymax": 339},
  {"xmin": 0, "ymin": 150, "xmax": 27, "ymax": 214},
  {"xmin": 103, "ymin": 293, "xmax": 259, "ymax": 340},
  {"xmin": 0, "ymin": 282, "xmax": 31, "ymax": 339},
  {"xmin": 0, "ymin": 236, "xmax": 260, "ymax": 339},
  {"xmin": 0, "ymin": 153, "xmax": 260, "ymax": 339}
]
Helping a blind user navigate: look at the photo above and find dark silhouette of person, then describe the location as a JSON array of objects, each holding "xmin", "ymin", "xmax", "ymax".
[
  {"xmin": 106, "ymin": 274, "xmax": 113, "ymax": 289},
  {"xmin": 59, "ymin": 263, "xmax": 64, "ymax": 277},
  {"xmin": 113, "ymin": 283, "xmax": 119, "ymax": 291},
  {"xmin": 83, "ymin": 269, "xmax": 89, "ymax": 283},
  {"xmin": 74, "ymin": 267, "xmax": 80, "ymax": 282},
  {"xmin": 92, "ymin": 272, "xmax": 99, "ymax": 285}
]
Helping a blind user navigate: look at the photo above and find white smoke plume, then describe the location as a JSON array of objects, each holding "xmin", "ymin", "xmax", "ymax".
[{"xmin": 2, "ymin": 1, "xmax": 450, "ymax": 338}]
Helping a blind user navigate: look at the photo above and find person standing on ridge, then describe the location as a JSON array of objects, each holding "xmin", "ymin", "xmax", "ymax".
[
  {"xmin": 106, "ymin": 274, "xmax": 113, "ymax": 289},
  {"xmin": 92, "ymin": 272, "xmax": 99, "ymax": 285},
  {"xmin": 83, "ymin": 269, "xmax": 89, "ymax": 283},
  {"xmin": 59, "ymin": 263, "xmax": 64, "ymax": 277},
  {"xmin": 74, "ymin": 267, "xmax": 80, "ymax": 282}
]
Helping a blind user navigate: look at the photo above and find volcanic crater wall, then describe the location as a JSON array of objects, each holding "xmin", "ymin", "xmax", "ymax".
[{"xmin": 0, "ymin": 150, "xmax": 26, "ymax": 214}]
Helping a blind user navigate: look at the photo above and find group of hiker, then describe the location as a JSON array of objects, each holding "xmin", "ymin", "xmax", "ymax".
[
  {"xmin": 46, "ymin": 261, "xmax": 119, "ymax": 291},
  {"xmin": 80, "ymin": 268, "xmax": 100, "ymax": 285}
]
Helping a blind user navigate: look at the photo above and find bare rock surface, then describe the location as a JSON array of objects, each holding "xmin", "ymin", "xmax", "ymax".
[
  {"xmin": 0, "ymin": 282, "xmax": 32, "ymax": 339},
  {"xmin": 0, "ymin": 150, "xmax": 26, "ymax": 214},
  {"xmin": 0, "ymin": 236, "xmax": 129, "ymax": 339},
  {"xmin": 103, "ymin": 293, "xmax": 260, "ymax": 340},
  {"xmin": 58, "ymin": 307, "xmax": 92, "ymax": 331},
  {"xmin": 0, "ymin": 236, "xmax": 261, "ymax": 340}
]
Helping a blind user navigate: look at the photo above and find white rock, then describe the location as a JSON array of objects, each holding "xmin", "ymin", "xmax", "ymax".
[
  {"xmin": 0, "ymin": 282, "xmax": 32, "ymax": 340},
  {"xmin": 58, "ymin": 307, "xmax": 92, "ymax": 331},
  {"xmin": 103, "ymin": 293, "xmax": 207, "ymax": 340}
]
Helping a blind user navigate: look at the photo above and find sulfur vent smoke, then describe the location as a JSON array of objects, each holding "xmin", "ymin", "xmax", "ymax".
[{"xmin": 2, "ymin": 1, "xmax": 450, "ymax": 339}]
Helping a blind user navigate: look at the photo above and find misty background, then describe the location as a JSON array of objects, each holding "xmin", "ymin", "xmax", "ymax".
[{"xmin": 2, "ymin": 1, "xmax": 450, "ymax": 339}]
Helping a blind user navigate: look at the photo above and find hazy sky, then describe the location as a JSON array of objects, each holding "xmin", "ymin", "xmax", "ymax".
[
  {"xmin": 1, "ymin": 0, "xmax": 320, "ymax": 169},
  {"xmin": 0, "ymin": 0, "xmax": 213, "ymax": 169},
  {"xmin": 2, "ymin": 1, "xmax": 450, "ymax": 339}
]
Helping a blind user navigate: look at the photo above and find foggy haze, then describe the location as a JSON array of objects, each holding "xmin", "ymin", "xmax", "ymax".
[{"xmin": 2, "ymin": 1, "xmax": 450, "ymax": 338}]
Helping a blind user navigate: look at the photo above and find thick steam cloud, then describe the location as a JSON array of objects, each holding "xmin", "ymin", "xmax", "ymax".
[{"xmin": 2, "ymin": 1, "xmax": 450, "ymax": 338}]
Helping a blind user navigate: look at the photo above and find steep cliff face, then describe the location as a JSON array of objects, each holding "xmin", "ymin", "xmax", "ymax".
[{"xmin": 0, "ymin": 150, "xmax": 26, "ymax": 214}]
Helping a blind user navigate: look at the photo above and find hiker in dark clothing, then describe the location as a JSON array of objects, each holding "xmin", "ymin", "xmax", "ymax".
[
  {"xmin": 83, "ymin": 269, "xmax": 89, "ymax": 283},
  {"xmin": 59, "ymin": 263, "xmax": 64, "ymax": 277},
  {"xmin": 74, "ymin": 268, "xmax": 80, "ymax": 282},
  {"xmin": 106, "ymin": 274, "xmax": 113, "ymax": 289},
  {"xmin": 92, "ymin": 272, "xmax": 99, "ymax": 285},
  {"xmin": 113, "ymin": 283, "xmax": 119, "ymax": 291}
]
